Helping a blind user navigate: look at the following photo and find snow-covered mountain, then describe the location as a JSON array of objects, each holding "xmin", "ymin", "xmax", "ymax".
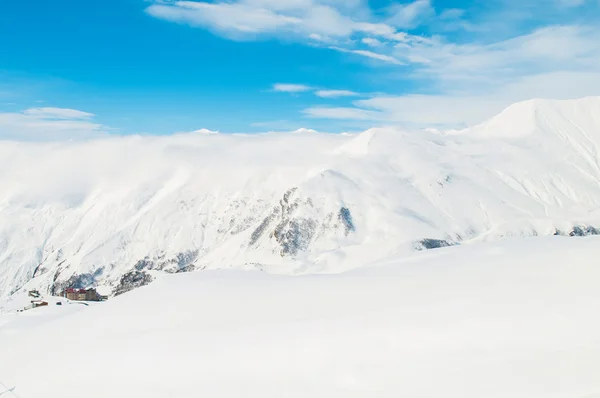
[{"xmin": 1, "ymin": 97, "xmax": 600, "ymax": 298}]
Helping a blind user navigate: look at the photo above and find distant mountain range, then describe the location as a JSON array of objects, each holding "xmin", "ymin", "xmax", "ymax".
[{"xmin": 2, "ymin": 97, "xmax": 600, "ymax": 297}]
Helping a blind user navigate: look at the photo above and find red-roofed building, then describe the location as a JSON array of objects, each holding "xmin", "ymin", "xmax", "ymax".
[{"xmin": 62, "ymin": 288, "xmax": 106, "ymax": 302}]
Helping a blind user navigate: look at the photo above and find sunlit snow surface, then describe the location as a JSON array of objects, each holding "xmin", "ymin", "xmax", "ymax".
[
  {"xmin": 1, "ymin": 236, "xmax": 600, "ymax": 398},
  {"xmin": 2, "ymin": 97, "xmax": 600, "ymax": 297}
]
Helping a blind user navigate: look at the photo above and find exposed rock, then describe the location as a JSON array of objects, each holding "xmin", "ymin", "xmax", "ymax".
[
  {"xmin": 553, "ymin": 225, "xmax": 600, "ymax": 237},
  {"xmin": 250, "ymin": 208, "xmax": 279, "ymax": 246},
  {"xmin": 415, "ymin": 239, "xmax": 454, "ymax": 251},
  {"xmin": 51, "ymin": 267, "xmax": 105, "ymax": 296},
  {"xmin": 569, "ymin": 225, "xmax": 600, "ymax": 237},
  {"xmin": 251, "ymin": 190, "xmax": 354, "ymax": 255},
  {"xmin": 274, "ymin": 218, "xmax": 317, "ymax": 257},
  {"xmin": 338, "ymin": 207, "xmax": 355, "ymax": 236},
  {"xmin": 134, "ymin": 257, "xmax": 153, "ymax": 271},
  {"xmin": 113, "ymin": 271, "xmax": 153, "ymax": 296},
  {"xmin": 133, "ymin": 250, "xmax": 199, "ymax": 274}
]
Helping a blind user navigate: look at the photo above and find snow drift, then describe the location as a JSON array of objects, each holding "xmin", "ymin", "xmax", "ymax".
[
  {"xmin": 1, "ymin": 236, "xmax": 600, "ymax": 398},
  {"xmin": 1, "ymin": 97, "xmax": 600, "ymax": 297}
]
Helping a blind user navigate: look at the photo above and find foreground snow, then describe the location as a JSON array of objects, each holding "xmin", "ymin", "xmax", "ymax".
[{"xmin": 1, "ymin": 236, "xmax": 600, "ymax": 398}]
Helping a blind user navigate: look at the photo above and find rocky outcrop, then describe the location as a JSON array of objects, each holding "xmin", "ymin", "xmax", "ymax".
[
  {"xmin": 250, "ymin": 188, "xmax": 355, "ymax": 257},
  {"xmin": 51, "ymin": 267, "xmax": 105, "ymax": 296},
  {"xmin": 338, "ymin": 207, "xmax": 355, "ymax": 236},
  {"xmin": 113, "ymin": 271, "xmax": 153, "ymax": 296},
  {"xmin": 554, "ymin": 225, "xmax": 600, "ymax": 237},
  {"xmin": 415, "ymin": 239, "xmax": 454, "ymax": 251},
  {"xmin": 132, "ymin": 250, "xmax": 198, "ymax": 274}
]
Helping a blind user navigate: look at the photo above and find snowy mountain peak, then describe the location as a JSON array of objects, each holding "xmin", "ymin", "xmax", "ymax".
[
  {"xmin": 291, "ymin": 128, "xmax": 319, "ymax": 134},
  {"xmin": 334, "ymin": 128, "xmax": 378, "ymax": 157},
  {"xmin": 192, "ymin": 128, "xmax": 220, "ymax": 135},
  {"xmin": 2, "ymin": 97, "xmax": 600, "ymax": 298},
  {"xmin": 468, "ymin": 96, "xmax": 600, "ymax": 138}
]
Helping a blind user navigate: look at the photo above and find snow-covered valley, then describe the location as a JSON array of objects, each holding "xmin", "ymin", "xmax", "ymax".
[
  {"xmin": 2, "ymin": 97, "xmax": 600, "ymax": 298},
  {"xmin": 1, "ymin": 236, "xmax": 600, "ymax": 397}
]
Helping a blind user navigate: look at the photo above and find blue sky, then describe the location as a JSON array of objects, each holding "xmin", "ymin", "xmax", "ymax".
[{"xmin": 1, "ymin": 0, "xmax": 599, "ymax": 139}]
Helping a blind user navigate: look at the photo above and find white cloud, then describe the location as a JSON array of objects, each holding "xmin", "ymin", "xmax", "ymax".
[
  {"xmin": 303, "ymin": 106, "xmax": 381, "ymax": 120},
  {"xmin": 330, "ymin": 46, "xmax": 404, "ymax": 65},
  {"xmin": 147, "ymin": 0, "xmax": 365, "ymax": 40},
  {"xmin": 315, "ymin": 89, "xmax": 360, "ymax": 98},
  {"xmin": 22, "ymin": 107, "xmax": 95, "ymax": 120},
  {"xmin": 361, "ymin": 37, "xmax": 383, "ymax": 47},
  {"xmin": 193, "ymin": 128, "xmax": 220, "ymax": 135},
  {"xmin": 146, "ymin": 0, "xmax": 428, "ymax": 46},
  {"xmin": 387, "ymin": 0, "xmax": 434, "ymax": 29},
  {"xmin": 304, "ymin": 24, "xmax": 600, "ymax": 127},
  {"xmin": 391, "ymin": 25, "xmax": 600, "ymax": 91},
  {"xmin": 273, "ymin": 83, "xmax": 312, "ymax": 93},
  {"xmin": 146, "ymin": 1, "xmax": 600, "ymax": 128},
  {"xmin": 146, "ymin": 1, "xmax": 303, "ymax": 36},
  {"xmin": 305, "ymin": 70, "xmax": 600, "ymax": 127},
  {"xmin": 438, "ymin": 8, "xmax": 465, "ymax": 20},
  {"xmin": 352, "ymin": 49, "xmax": 404, "ymax": 64},
  {"xmin": 0, "ymin": 107, "xmax": 107, "ymax": 141}
]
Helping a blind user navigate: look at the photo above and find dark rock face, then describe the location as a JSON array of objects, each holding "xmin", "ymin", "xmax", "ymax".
[
  {"xmin": 113, "ymin": 271, "xmax": 153, "ymax": 296},
  {"xmin": 273, "ymin": 218, "xmax": 317, "ymax": 256},
  {"xmin": 569, "ymin": 225, "xmax": 600, "ymax": 237},
  {"xmin": 251, "ymin": 188, "xmax": 316, "ymax": 256},
  {"xmin": 133, "ymin": 250, "xmax": 198, "ymax": 274},
  {"xmin": 338, "ymin": 207, "xmax": 355, "ymax": 236},
  {"xmin": 416, "ymin": 239, "xmax": 454, "ymax": 251},
  {"xmin": 251, "ymin": 189, "xmax": 356, "ymax": 256},
  {"xmin": 51, "ymin": 267, "xmax": 105, "ymax": 296},
  {"xmin": 250, "ymin": 211, "xmax": 278, "ymax": 246},
  {"xmin": 270, "ymin": 188, "xmax": 317, "ymax": 256},
  {"xmin": 553, "ymin": 225, "xmax": 600, "ymax": 237},
  {"xmin": 134, "ymin": 258, "xmax": 154, "ymax": 271},
  {"xmin": 250, "ymin": 189, "xmax": 299, "ymax": 247},
  {"xmin": 170, "ymin": 251, "xmax": 199, "ymax": 273}
]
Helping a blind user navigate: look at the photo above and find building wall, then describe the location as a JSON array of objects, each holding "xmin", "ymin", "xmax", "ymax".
[{"xmin": 64, "ymin": 289, "xmax": 104, "ymax": 301}]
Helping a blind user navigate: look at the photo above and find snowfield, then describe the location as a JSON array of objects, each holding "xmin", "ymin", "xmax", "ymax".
[
  {"xmin": 1, "ymin": 236, "xmax": 600, "ymax": 398},
  {"xmin": 2, "ymin": 97, "xmax": 600, "ymax": 297}
]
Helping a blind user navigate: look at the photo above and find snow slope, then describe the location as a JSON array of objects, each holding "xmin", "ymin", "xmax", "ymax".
[
  {"xmin": 1, "ymin": 236, "xmax": 600, "ymax": 398},
  {"xmin": 1, "ymin": 97, "xmax": 600, "ymax": 297}
]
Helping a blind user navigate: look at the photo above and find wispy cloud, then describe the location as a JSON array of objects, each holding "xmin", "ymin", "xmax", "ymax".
[
  {"xmin": 0, "ymin": 107, "xmax": 108, "ymax": 141},
  {"xmin": 22, "ymin": 107, "xmax": 94, "ymax": 120},
  {"xmin": 147, "ymin": 0, "xmax": 600, "ymax": 128},
  {"xmin": 314, "ymin": 90, "xmax": 360, "ymax": 98},
  {"xmin": 147, "ymin": 0, "xmax": 355, "ymax": 40},
  {"xmin": 305, "ymin": 70, "xmax": 600, "ymax": 128},
  {"xmin": 146, "ymin": 0, "xmax": 425, "ymax": 46},
  {"xmin": 386, "ymin": 0, "xmax": 434, "ymax": 29},
  {"xmin": 303, "ymin": 106, "xmax": 381, "ymax": 121},
  {"xmin": 330, "ymin": 46, "xmax": 404, "ymax": 65},
  {"xmin": 272, "ymin": 83, "xmax": 313, "ymax": 93},
  {"xmin": 361, "ymin": 38, "xmax": 383, "ymax": 47},
  {"xmin": 306, "ymin": 23, "xmax": 600, "ymax": 127}
]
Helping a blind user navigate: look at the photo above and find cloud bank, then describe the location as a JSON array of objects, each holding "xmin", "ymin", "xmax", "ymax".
[{"xmin": 0, "ymin": 107, "xmax": 108, "ymax": 141}]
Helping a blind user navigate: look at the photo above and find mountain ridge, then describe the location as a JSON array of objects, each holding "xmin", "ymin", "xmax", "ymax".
[{"xmin": 2, "ymin": 97, "xmax": 600, "ymax": 298}]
